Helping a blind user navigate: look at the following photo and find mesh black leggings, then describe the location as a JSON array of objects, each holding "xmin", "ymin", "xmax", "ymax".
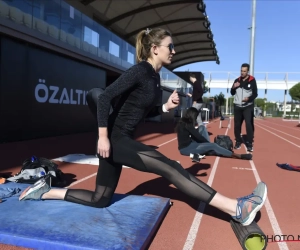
[{"xmin": 64, "ymin": 136, "xmax": 217, "ymax": 208}]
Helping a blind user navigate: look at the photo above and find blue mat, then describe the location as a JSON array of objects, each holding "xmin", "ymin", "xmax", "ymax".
[{"xmin": 0, "ymin": 182, "xmax": 170, "ymax": 250}]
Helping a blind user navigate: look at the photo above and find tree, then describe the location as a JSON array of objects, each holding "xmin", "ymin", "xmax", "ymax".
[
  {"xmin": 255, "ymin": 98, "xmax": 266, "ymax": 111},
  {"xmin": 289, "ymin": 82, "xmax": 300, "ymax": 101},
  {"xmin": 265, "ymin": 102, "xmax": 277, "ymax": 115},
  {"xmin": 225, "ymin": 96, "xmax": 234, "ymax": 107},
  {"xmin": 212, "ymin": 92, "xmax": 226, "ymax": 114},
  {"xmin": 203, "ymin": 96, "xmax": 209, "ymax": 103},
  {"xmin": 218, "ymin": 92, "xmax": 225, "ymax": 106},
  {"xmin": 213, "ymin": 92, "xmax": 225, "ymax": 106}
]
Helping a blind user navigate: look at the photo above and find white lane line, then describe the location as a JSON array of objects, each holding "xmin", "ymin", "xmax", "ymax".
[
  {"xmin": 157, "ymin": 137, "xmax": 177, "ymax": 147},
  {"xmin": 66, "ymin": 173, "xmax": 97, "ymax": 188},
  {"xmin": 246, "ymin": 146, "xmax": 289, "ymax": 250},
  {"xmin": 255, "ymin": 124, "xmax": 300, "ymax": 148},
  {"xmin": 232, "ymin": 167, "xmax": 253, "ymax": 171},
  {"xmin": 282, "ymin": 120, "xmax": 300, "ymax": 122},
  {"xmin": 256, "ymin": 123, "xmax": 300, "ymax": 140},
  {"xmin": 183, "ymin": 126, "xmax": 229, "ymax": 250},
  {"xmin": 253, "ymin": 122, "xmax": 299, "ymax": 249},
  {"xmin": 256, "ymin": 119, "xmax": 300, "ymax": 132}
]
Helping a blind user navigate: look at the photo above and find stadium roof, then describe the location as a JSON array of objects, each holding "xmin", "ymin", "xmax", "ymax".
[{"xmin": 74, "ymin": 0, "xmax": 220, "ymax": 71}]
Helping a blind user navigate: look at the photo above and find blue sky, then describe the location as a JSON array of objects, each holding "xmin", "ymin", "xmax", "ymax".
[{"xmin": 174, "ymin": 0, "xmax": 300, "ymax": 102}]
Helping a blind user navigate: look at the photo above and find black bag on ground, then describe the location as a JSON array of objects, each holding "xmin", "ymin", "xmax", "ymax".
[
  {"xmin": 7, "ymin": 156, "xmax": 66, "ymax": 187},
  {"xmin": 214, "ymin": 135, "xmax": 233, "ymax": 151}
]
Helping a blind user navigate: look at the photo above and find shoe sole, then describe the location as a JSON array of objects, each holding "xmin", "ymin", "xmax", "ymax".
[
  {"xmin": 190, "ymin": 154, "xmax": 206, "ymax": 159},
  {"xmin": 242, "ymin": 183, "xmax": 267, "ymax": 226},
  {"xmin": 19, "ymin": 177, "xmax": 49, "ymax": 201}
]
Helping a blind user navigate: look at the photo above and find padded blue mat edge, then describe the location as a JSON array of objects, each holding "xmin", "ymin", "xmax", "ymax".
[{"xmin": 0, "ymin": 182, "xmax": 170, "ymax": 250}]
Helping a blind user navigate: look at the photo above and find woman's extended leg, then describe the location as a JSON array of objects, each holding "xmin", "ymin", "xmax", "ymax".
[
  {"xmin": 194, "ymin": 142, "xmax": 233, "ymax": 157},
  {"xmin": 19, "ymin": 156, "xmax": 123, "ymax": 208},
  {"xmin": 110, "ymin": 137, "xmax": 266, "ymax": 226},
  {"xmin": 197, "ymin": 125, "xmax": 210, "ymax": 142}
]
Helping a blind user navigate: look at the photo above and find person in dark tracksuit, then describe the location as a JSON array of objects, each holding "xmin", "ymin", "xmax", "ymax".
[
  {"xmin": 231, "ymin": 63, "xmax": 257, "ymax": 152},
  {"xmin": 190, "ymin": 73, "xmax": 204, "ymax": 126}
]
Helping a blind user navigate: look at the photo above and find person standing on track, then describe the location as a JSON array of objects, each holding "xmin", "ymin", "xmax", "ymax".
[
  {"xmin": 190, "ymin": 73, "xmax": 204, "ymax": 126},
  {"xmin": 231, "ymin": 63, "xmax": 257, "ymax": 152},
  {"xmin": 19, "ymin": 28, "xmax": 267, "ymax": 227}
]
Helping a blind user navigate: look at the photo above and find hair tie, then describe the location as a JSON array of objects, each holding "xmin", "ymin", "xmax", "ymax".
[{"xmin": 145, "ymin": 28, "xmax": 152, "ymax": 35}]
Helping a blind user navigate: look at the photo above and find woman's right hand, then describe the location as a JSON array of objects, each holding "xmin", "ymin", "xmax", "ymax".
[{"xmin": 98, "ymin": 137, "xmax": 111, "ymax": 158}]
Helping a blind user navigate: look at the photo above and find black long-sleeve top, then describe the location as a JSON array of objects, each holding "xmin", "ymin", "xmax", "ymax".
[
  {"xmin": 176, "ymin": 122, "xmax": 209, "ymax": 150},
  {"xmin": 192, "ymin": 80, "xmax": 203, "ymax": 103},
  {"xmin": 97, "ymin": 61, "xmax": 163, "ymax": 141}
]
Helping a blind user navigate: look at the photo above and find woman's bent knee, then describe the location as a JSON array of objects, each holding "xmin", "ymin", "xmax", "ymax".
[
  {"xmin": 93, "ymin": 197, "xmax": 112, "ymax": 208},
  {"xmin": 179, "ymin": 150, "xmax": 190, "ymax": 156}
]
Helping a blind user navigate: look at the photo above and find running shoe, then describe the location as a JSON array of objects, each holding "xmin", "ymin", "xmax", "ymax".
[
  {"xmin": 232, "ymin": 182, "xmax": 267, "ymax": 226},
  {"xmin": 19, "ymin": 175, "xmax": 51, "ymax": 201},
  {"xmin": 234, "ymin": 142, "xmax": 242, "ymax": 150},
  {"xmin": 246, "ymin": 142, "xmax": 254, "ymax": 152},
  {"xmin": 190, "ymin": 153, "xmax": 205, "ymax": 162}
]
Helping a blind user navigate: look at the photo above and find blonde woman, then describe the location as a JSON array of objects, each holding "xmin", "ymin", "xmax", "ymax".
[{"xmin": 20, "ymin": 28, "xmax": 267, "ymax": 227}]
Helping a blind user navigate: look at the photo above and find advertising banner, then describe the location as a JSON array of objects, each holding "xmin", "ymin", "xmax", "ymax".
[{"xmin": 0, "ymin": 36, "xmax": 106, "ymax": 142}]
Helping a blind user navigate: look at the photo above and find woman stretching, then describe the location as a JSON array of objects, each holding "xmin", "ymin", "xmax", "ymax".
[
  {"xmin": 19, "ymin": 27, "xmax": 267, "ymax": 227},
  {"xmin": 176, "ymin": 107, "xmax": 252, "ymax": 160}
]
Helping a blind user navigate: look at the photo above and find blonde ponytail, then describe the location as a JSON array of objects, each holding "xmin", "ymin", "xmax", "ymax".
[{"xmin": 135, "ymin": 30, "xmax": 146, "ymax": 63}]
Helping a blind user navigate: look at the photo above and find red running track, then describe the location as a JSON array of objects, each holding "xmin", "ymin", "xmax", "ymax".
[{"xmin": 0, "ymin": 117, "xmax": 299, "ymax": 250}]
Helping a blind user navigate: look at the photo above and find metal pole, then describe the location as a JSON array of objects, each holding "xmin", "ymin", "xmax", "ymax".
[
  {"xmin": 249, "ymin": 0, "xmax": 256, "ymax": 76},
  {"xmin": 283, "ymin": 73, "xmax": 288, "ymax": 117},
  {"xmin": 264, "ymin": 73, "xmax": 267, "ymax": 116},
  {"xmin": 226, "ymin": 72, "xmax": 230, "ymax": 115}
]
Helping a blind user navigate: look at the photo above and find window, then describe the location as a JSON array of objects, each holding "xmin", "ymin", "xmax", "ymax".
[
  {"xmin": 127, "ymin": 51, "xmax": 134, "ymax": 64},
  {"xmin": 109, "ymin": 41, "xmax": 119, "ymax": 57},
  {"xmin": 60, "ymin": 1, "xmax": 82, "ymax": 38},
  {"xmin": 83, "ymin": 26, "xmax": 99, "ymax": 47}
]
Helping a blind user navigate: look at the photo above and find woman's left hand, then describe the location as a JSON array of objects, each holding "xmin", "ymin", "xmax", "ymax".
[{"xmin": 165, "ymin": 89, "xmax": 180, "ymax": 110}]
